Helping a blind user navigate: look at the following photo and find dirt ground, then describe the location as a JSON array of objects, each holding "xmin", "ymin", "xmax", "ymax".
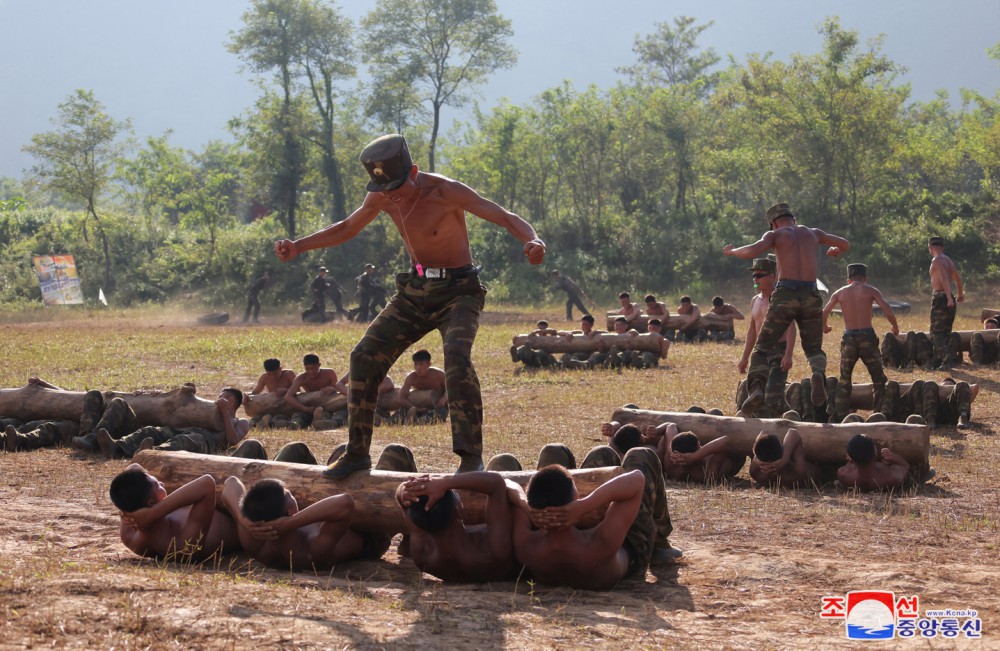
[{"xmin": 0, "ymin": 312, "xmax": 997, "ymax": 649}]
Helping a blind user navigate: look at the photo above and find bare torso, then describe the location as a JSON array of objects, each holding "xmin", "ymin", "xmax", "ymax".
[
  {"xmin": 750, "ymin": 293, "xmax": 789, "ymax": 342},
  {"xmin": 410, "ymin": 523, "xmax": 514, "ymax": 582},
  {"xmin": 122, "ymin": 508, "xmax": 238, "ymax": 561},
  {"xmin": 772, "ymin": 225, "xmax": 822, "ymax": 281},
  {"xmin": 836, "ymin": 283, "xmax": 879, "ymax": 330},
  {"xmin": 517, "ymin": 527, "xmax": 628, "ymax": 590},
  {"xmin": 929, "ymin": 254, "xmax": 958, "ymax": 294}
]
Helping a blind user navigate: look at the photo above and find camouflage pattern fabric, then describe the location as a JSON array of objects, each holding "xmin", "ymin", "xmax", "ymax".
[
  {"xmin": 621, "ymin": 447, "xmax": 673, "ymax": 581},
  {"xmin": 516, "ymin": 345, "xmax": 558, "ymax": 368},
  {"xmin": 536, "ymin": 443, "xmax": 577, "ymax": 469},
  {"xmin": 375, "ymin": 443, "xmax": 418, "ymax": 472},
  {"xmin": 832, "ymin": 329, "xmax": 888, "ymax": 423},
  {"xmin": 746, "ymin": 285, "xmax": 825, "ymax": 396},
  {"xmin": 580, "ymin": 445, "xmax": 623, "ymax": 468},
  {"xmin": 881, "ymin": 333, "xmax": 905, "ymax": 369},
  {"xmin": 74, "ymin": 395, "xmax": 138, "ymax": 450},
  {"xmin": 486, "ymin": 453, "xmax": 523, "ymax": 472},
  {"xmin": 114, "ymin": 426, "xmax": 225, "ymax": 458},
  {"xmin": 8, "ymin": 420, "xmax": 78, "ymax": 451},
  {"xmin": 970, "ymin": 332, "xmax": 1000, "ymax": 365},
  {"xmin": 346, "ymin": 271, "xmax": 486, "ymax": 460},
  {"xmin": 921, "ymin": 381, "xmax": 972, "ymax": 427},
  {"xmin": 735, "ymin": 341, "xmax": 789, "ymax": 418},
  {"xmin": 930, "ymin": 292, "xmax": 958, "ymax": 368},
  {"xmin": 904, "ymin": 331, "xmax": 934, "ymax": 369}
]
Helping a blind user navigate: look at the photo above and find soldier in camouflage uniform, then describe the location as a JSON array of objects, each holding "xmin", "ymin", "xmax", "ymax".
[
  {"xmin": 927, "ymin": 236, "xmax": 965, "ymax": 369},
  {"xmin": 736, "ymin": 256, "xmax": 796, "ymax": 418},
  {"xmin": 969, "ymin": 318, "xmax": 999, "ymax": 365},
  {"xmin": 724, "ymin": 203, "xmax": 850, "ymax": 416},
  {"xmin": 821, "ymin": 263, "xmax": 899, "ymax": 423},
  {"xmin": 275, "ymin": 134, "xmax": 545, "ymax": 477}
]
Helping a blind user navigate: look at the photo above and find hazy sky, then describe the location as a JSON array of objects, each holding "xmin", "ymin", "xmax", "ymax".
[{"xmin": 2, "ymin": 0, "xmax": 998, "ymax": 179}]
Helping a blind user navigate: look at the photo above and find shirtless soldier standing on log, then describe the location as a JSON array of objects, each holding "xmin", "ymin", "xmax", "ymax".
[
  {"xmin": 723, "ymin": 202, "xmax": 850, "ymax": 415},
  {"xmin": 275, "ymin": 134, "xmax": 545, "ymax": 477}
]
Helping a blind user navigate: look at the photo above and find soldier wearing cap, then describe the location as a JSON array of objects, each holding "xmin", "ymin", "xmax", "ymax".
[
  {"xmin": 736, "ymin": 256, "xmax": 796, "ymax": 418},
  {"xmin": 821, "ymin": 263, "xmax": 899, "ymax": 422},
  {"xmin": 723, "ymin": 202, "xmax": 850, "ymax": 415},
  {"xmin": 309, "ymin": 267, "xmax": 330, "ymax": 322},
  {"xmin": 274, "ymin": 134, "xmax": 545, "ymax": 477},
  {"xmin": 927, "ymin": 236, "xmax": 965, "ymax": 369}
]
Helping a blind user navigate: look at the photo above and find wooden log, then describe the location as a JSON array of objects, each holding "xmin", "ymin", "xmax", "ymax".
[
  {"xmin": 0, "ymin": 384, "xmax": 224, "ymax": 430},
  {"xmin": 134, "ymin": 449, "xmax": 623, "ymax": 534},
  {"xmin": 245, "ymin": 388, "xmax": 416, "ymax": 417},
  {"xmin": 511, "ymin": 332, "xmax": 663, "ymax": 353},
  {"xmin": 602, "ymin": 312, "xmax": 733, "ymax": 333},
  {"xmin": 847, "ymin": 382, "xmax": 979, "ymax": 409},
  {"xmin": 891, "ymin": 329, "xmax": 999, "ymax": 352},
  {"xmin": 981, "ymin": 308, "xmax": 1000, "ymax": 322},
  {"xmin": 612, "ymin": 408, "xmax": 929, "ymax": 468}
]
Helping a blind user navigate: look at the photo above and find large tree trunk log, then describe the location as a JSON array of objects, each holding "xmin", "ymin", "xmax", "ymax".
[
  {"xmin": 980, "ymin": 308, "xmax": 1000, "ymax": 322},
  {"xmin": 244, "ymin": 389, "xmax": 432, "ymax": 418},
  {"xmin": 134, "ymin": 449, "xmax": 623, "ymax": 534},
  {"xmin": 891, "ymin": 329, "xmax": 999, "ymax": 352},
  {"xmin": 0, "ymin": 384, "xmax": 223, "ymax": 430},
  {"xmin": 612, "ymin": 408, "xmax": 929, "ymax": 468},
  {"xmin": 847, "ymin": 382, "xmax": 979, "ymax": 409},
  {"xmin": 512, "ymin": 332, "xmax": 663, "ymax": 353}
]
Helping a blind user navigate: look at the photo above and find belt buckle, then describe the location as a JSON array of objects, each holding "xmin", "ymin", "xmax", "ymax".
[{"xmin": 425, "ymin": 267, "xmax": 445, "ymax": 279}]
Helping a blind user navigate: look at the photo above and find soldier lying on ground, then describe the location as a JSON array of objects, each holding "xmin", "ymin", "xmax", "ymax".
[
  {"xmin": 748, "ymin": 428, "xmax": 820, "ymax": 488},
  {"xmin": 836, "ymin": 434, "xmax": 910, "ymax": 492},
  {"xmin": 110, "ymin": 465, "xmax": 239, "ymax": 562},
  {"xmin": 511, "ymin": 320, "xmax": 570, "ymax": 368},
  {"xmin": 509, "ymin": 446, "xmax": 680, "ymax": 590},
  {"xmin": 395, "ymin": 471, "xmax": 521, "ymax": 582},
  {"xmin": 644, "ymin": 422, "xmax": 745, "ymax": 483},
  {"xmin": 94, "ymin": 388, "xmax": 249, "ymax": 459}
]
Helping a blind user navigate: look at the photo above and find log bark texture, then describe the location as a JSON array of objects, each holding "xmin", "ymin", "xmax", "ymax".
[
  {"xmin": 0, "ymin": 384, "xmax": 223, "ymax": 430},
  {"xmin": 612, "ymin": 408, "xmax": 929, "ymax": 467},
  {"xmin": 511, "ymin": 332, "xmax": 663, "ymax": 353},
  {"xmin": 980, "ymin": 308, "xmax": 1000, "ymax": 322},
  {"xmin": 134, "ymin": 449, "xmax": 623, "ymax": 533}
]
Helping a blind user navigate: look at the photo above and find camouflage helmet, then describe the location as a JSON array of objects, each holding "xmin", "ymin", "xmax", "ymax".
[
  {"xmin": 749, "ymin": 257, "xmax": 776, "ymax": 274},
  {"xmin": 765, "ymin": 203, "xmax": 794, "ymax": 228},
  {"xmin": 847, "ymin": 263, "xmax": 868, "ymax": 278},
  {"xmin": 359, "ymin": 134, "xmax": 413, "ymax": 192}
]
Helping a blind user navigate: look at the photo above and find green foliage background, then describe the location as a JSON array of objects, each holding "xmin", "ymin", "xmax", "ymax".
[{"xmin": 2, "ymin": 10, "xmax": 998, "ymax": 310}]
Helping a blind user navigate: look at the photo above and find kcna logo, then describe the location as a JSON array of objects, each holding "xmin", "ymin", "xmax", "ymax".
[{"xmin": 820, "ymin": 591, "xmax": 916, "ymax": 640}]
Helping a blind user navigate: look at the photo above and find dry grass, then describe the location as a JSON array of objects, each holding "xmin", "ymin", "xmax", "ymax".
[{"xmin": 0, "ymin": 300, "xmax": 998, "ymax": 649}]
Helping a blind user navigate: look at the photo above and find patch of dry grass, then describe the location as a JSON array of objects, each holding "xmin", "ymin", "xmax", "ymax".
[{"xmin": 1, "ymin": 300, "xmax": 998, "ymax": 648}]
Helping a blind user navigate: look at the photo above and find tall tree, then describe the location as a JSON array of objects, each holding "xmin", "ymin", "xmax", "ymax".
[
  {"xmin": 362, "ymin": 0, "xmax": 517, "ymax": 171},
  {"xmin": 229, "ymin": 0, "xmax": 308, "ymax": 237},
  {"xmin": 23, "ymin": 89, "xmax": 131, "ymax": 293},
  {"xmin": 619, "ymin": 16, "xmax": 720, "ymax": 94}
]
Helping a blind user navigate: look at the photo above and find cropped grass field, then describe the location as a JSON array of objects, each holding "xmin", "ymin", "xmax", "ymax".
[{"xmin": 0, "ymin": 296, "xmax": 997, "ymax": 649}]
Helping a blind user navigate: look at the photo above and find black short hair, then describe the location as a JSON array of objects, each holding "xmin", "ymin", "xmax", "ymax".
[
  {"xmin": 412, "ymin": 349, "xmax": 432, "ymax": 363},
  {"xmin": 581, "ymin": 314, "xmax": 595, "ymax": 324},
  {"xmin": 648, "ymin": 318, "xmax": 662, "ymax": 327},
  {"xmin": 846, "ymin": 434, "xmax": 877, "ymax": 466},
  {"xmin": 644, "ymin": 294, "xmax": 656, "ymax": 303},
  {"xmin": 986, "ymin": 318, "xmax": 1000, "ymax": 328},
  {"xmin": 527, "ymin": 465, "xmax": 576, "ymax": 509},
  {"xmin": 406, "ymin": 492, "xmax": 458, "ymax": 533},
  {"xmin": 241, "ymin": 478, "xmax": 288, "ymax": 522},
  {"xmin": 614, "ymin": 316, "xmax": 627, "ymax": 323},
  {"xmin": 619, "ymin": 292, "xmax": 630, "ymax": 299},
  {"xmin": 712, "ymin": 296, "xmax": 724, "ymax": 307},
  {"xmin": 263, "ymin": 358, "xmax": 281, "ymax": 372},
  {"xmin": 613, "ymin": 425, "xmax": 642, "ymax": 453},
  {"xmin": 109, "ymin": 469, "xmax": 155, "ymax": 513},
  {"xmin": 221, "ymin": 387, "xmax": 243, "ymax": 409},
  {"xmin": 303, "ymin": 353, "xmax": 320, "ymax": 366},
  {"xmin": 686, "ymin": 406, "xmax": 706, "ymax": 413},
  {"xmin": 670, "ymin": 432, "xmax": 700, "ymax": 453},
  {"xmin": 753, "ymin": 434, "xmax": 783, "ymax": 463},
  {"xmin": 680, "ymin": 296, "xmax": 692, "ymax": 304},
  {"xmin": 536, "ymin": 320, "xmax": 549, "ymax": 328}
]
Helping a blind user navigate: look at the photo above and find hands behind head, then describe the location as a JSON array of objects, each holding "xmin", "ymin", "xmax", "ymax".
[
  {"xmin": 120, "ymin": 507, "xmax": 157, "ymax": 531},
  {"xmin": 244, "ymin": 517, "xmax": 290, "ymax": 541},
  {"xmin": 399, "ymin": 474, "xmax": 448, "ymax": 509}
]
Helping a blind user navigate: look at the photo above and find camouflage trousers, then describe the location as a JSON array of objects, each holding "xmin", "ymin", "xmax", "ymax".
[
  {"xmin": 833, "ymin": 329, "xmax": 888, "ymax": 422},
  {"xmin": 882, "ymin": 380, "xmax": 971, "ymax": 425},
  {"xmin": 930, "ymin": 292, "xmax": 958, "ymax": 367},
  {"xmin": 970, "ymin": 332, "xmax": 1000, "ymax": 365},
  {"xmin": 747, "ymin": 284, "xmax": 825, "ymax": 395},
  {"xmin": 515, "ymin": 344, "xmax": 558, "ymax": 368},
  {"xmin": 735, "ymin": 340, "xmax": 789, "ymax": 418},
  {"xmin": 5, "ymin": 420, "xmax": 78, "ymax": 451},
  {"xmin": 75, "ymin": 393, "xmax": 139, "ymax": 449},
  {"xmin": 621, "ymin": 447, "xmax": 673, "ymax": 580},
  {"xmin": 565, "ymin": 293, "xmax": 589, "ymax": 321},
  {"xmin": 347, "ymin": 270, "xmax": 486, "ymax": 459},
  {"xmin": 114, "ymin": 426, "xmax": 226, "ymax": 458}
]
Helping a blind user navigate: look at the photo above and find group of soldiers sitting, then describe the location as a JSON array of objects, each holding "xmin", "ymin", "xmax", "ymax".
[
  {"xmin": 511, "ymin": 316, "xmax": 671, "ymax": 370},
  {"xmin": 0, "ymin": 349, "xmax": 451, "ymax": 456}
]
